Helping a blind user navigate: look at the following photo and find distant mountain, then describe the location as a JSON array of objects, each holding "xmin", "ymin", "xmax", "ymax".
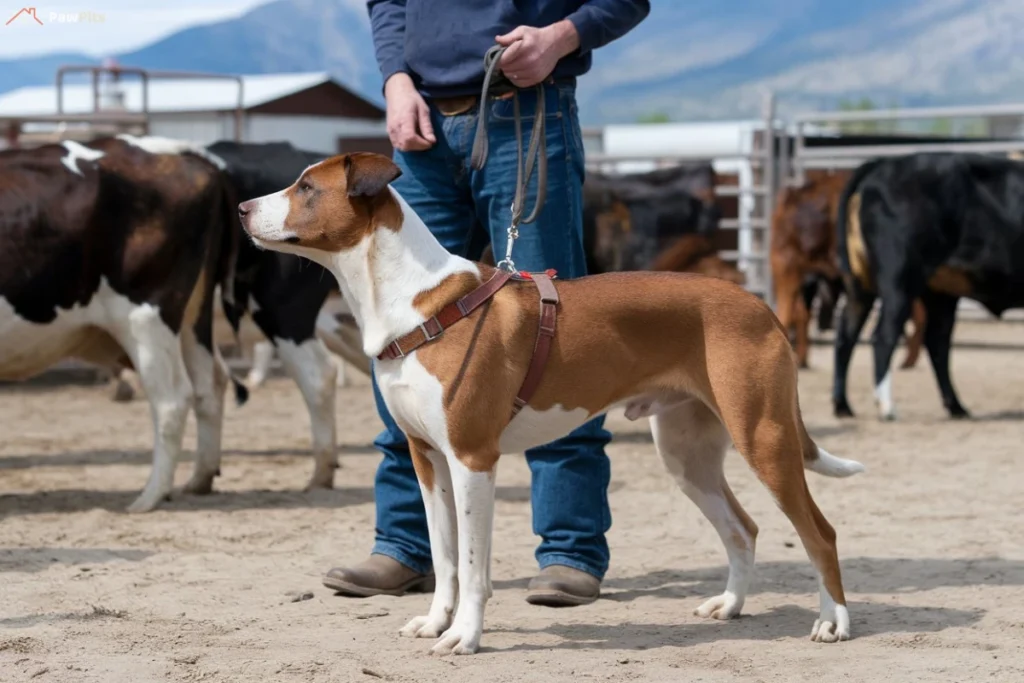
[{"xmin": 1, "ymin": 0, "xmax": 1022, "ymax": 124}]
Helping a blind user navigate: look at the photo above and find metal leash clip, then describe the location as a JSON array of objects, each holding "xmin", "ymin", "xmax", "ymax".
[{"xmin": 496, "ymin": 202, "xmax": 520, "ymax": 273}]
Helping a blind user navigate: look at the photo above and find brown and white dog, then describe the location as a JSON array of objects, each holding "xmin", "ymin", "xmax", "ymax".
[{"xmin": 237, "ymin": 152, "xmax": 865, "ymax": 655}]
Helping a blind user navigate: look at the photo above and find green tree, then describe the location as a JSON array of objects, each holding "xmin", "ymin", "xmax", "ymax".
[
  {"xmin": 836, "ymin": 97, "xmax": 882, "ymax": 134},
  {"xmin": 636, "ymin": 111, "xmax": 671, "ymax": 124}
]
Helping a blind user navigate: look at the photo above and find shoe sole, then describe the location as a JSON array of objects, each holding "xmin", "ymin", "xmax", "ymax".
[
  {"xmin": 322, "ymin": 574, "xmax": 436, "ymax": 597},
  {"xmin": 525, "ymin": 589, "xmax": 598, "ymax": 607}
]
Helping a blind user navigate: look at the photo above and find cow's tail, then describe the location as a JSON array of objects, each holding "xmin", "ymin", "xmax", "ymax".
[
  {"xmin": 835, "ymin": 157, "xmax": 885, "ymax": 276},
  {"xmin": 214, "ymin": 171, "xmax": 250, "ymax": 408}
]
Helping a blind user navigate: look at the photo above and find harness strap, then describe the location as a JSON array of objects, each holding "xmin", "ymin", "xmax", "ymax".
[
  {"xmin": 376, "ymin": 270, "xmax": 512, "ymax": 361},
  {"xmin": 375, "ymin": 269, "xmax": 561, "ymax": 421},
  {"xmin": 511, "ymin": 271, "xmax": 559, "ymax": 418}
]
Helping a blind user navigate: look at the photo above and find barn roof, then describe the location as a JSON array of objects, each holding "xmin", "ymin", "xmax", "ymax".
[{"xmin": 0, "ymin": 72, "xmax": 383, "ymax": 117}]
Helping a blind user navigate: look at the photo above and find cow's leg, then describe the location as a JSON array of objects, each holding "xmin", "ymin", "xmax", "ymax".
[
  {"xmin": 816, "ymin": 277, "xmax": 841, "ymax": 332},
  {"xmin": 276, "ymin": 337, "xmax": 339, "ymax": 490},
  {"xmin": 246, "ymin": 340, "xmax": 275, "ymax": 388},
  {"xmin": 870, "ymin": 287, "xmax": 915, "ymax": 421},
  {"xmin": 920, "ymin": 292, "xmax": 969, "ymax": 419},
  {"xmin": 793, "ymin": 289, "xmax": 812, "ymax": 370},
  {"xmin": 181, "ymin": 331, "xmax": 230, "ymax": 495},
  {"xmin": 832, "ymin": 282, "xmax": 875, "ymax": 418},
  {"xmin": 900, "ymin": 298, "xmax": 927, "ymax": 370},
  {"xmin": 773, "ymin": 266, "xmax": 806, "ymax": 366},
  {"xmin": 111, "ymin": 306, "xmax": 192, "ymax": 513}
]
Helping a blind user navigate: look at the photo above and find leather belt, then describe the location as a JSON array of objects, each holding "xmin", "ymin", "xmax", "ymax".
[
  {"xmin": 376, "ymin": 269, "xmax": 559, "ymax": 420},
  {"xmin": 430, "ymin": 76, "xmax": 571, "ymax": 117}
]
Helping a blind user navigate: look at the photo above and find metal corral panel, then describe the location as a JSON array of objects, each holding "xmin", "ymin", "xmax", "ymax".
[{"xmin": 0, "ymin": 72, "xmax": 332, "ymax": 116}]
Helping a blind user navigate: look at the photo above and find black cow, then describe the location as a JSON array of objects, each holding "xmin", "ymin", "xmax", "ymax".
[
  {"xmin": 582, "ymin": 164, "xmax": 723, "ymax": 274},
  {"xmin": 207, "ymin": 140, "xmax": 353, "ymax": 491},
  {"xmin": 0, "ymin": 134, "xmax": 243, "ymax": 512},
  {"xmin": 833, "ymin": 152, "xmax": 1024, "ymax": 420}
]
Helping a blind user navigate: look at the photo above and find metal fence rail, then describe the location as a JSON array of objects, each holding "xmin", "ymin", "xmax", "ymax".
[
  {"xmin": 583, "ymin": 93, "xmax": 779, "ymax": 307},
  {"xmin": 789, "ymin": 101, "xmax": 1024, "ymax": 184}
]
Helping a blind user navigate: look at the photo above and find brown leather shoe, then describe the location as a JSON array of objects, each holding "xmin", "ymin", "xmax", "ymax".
[
  {"xmin": 525, "ymin": 565, "xmax": 600, "ymax": 607},
  {"xmin": 322, "ymin": 554, "xmax": 435, "ymax": 597}
]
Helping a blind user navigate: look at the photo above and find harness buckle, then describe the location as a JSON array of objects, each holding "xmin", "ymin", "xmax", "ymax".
[{"xmin": 419, "ymin": 317, "xmax": 442, "ymax": 341}]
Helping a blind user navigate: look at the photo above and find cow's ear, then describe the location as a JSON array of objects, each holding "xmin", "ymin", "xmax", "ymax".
[{"xmin": 344, "ymin": 153, "xmax": 402, "ymax": 197}]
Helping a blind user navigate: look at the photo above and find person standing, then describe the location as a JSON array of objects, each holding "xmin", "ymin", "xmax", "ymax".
[{"xmin": 323, "ymin": 0, "xmax": 650, "ymax": 606}]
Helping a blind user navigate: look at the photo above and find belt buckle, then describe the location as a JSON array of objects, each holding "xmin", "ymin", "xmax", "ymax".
[{"xmin": 435, "ymin": 95, "xmax": 477, "ymax": 116}]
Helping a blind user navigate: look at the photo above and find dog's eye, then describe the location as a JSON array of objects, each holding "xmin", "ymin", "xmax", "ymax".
[{"xmin": 298, "ymin": 181, "xmax": 313, "ymax": 193}]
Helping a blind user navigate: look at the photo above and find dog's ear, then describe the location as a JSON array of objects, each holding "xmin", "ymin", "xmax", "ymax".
[{"xmin": 345, "ymin": 152, "xmax": 402, "ymax": 197}]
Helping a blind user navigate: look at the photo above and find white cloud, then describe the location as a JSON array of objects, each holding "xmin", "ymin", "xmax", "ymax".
[{"xmin": 0, "ymin": 1, "xmax": 271, "ymax": 58}]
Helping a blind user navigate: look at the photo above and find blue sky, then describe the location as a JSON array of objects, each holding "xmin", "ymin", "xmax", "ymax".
[{"xmin": 0, "ymin": 1, "xmax": 271, "ymax": 57}]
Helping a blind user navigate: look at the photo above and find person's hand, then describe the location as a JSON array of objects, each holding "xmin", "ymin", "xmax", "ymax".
[
  {"xmin": 383, "ymin": 72, "xmax": 436, "ymax": 152},
  {"xmin": 496, "ymin": 20, "xmax": 581, "ymax": 89}
]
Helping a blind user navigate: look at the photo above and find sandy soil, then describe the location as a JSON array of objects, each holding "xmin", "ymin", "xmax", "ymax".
[{"xmin": 2, "ymin": 319, "xmax": 1023, "ymax": 683}]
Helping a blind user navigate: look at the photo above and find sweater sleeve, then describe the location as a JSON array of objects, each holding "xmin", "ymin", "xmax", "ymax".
[
  {"xmin": 565, "ymin": 0, "xmax": 651, "ymax": 54},
  {"xmin": 366, "ymin": 0, "xmax": 408, "ymax": 86}
]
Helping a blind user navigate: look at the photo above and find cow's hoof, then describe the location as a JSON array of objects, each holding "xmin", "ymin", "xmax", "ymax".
[
  {"xmin": 303, "ymin": 471, "xmax": 336, "ymax": 492},
  {"xmin": 126, "ymin": 490, "xmax": 171, "ymax": 513},
  {"xmin": 833, "ymin": 402, "xmax": 855, "ymax": 419},
  {"xmin": 948, "ymin": 406, "xmax": 971, "ymax": 420},
  {"xmin": 110, "ymin": 379, "xmax": 136, "ymax": 402},
  {"xmin": 183, "ymin": 474, "xmax": 216, "ymax": 496}
]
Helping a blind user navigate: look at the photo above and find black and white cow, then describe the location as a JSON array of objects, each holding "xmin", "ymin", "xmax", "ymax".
[
  {"xmin": 0, "ymin": 134, "xmax": 243, "ymax": 512},
  {"xmin": 207, "ymin": 140, "xmax": 353, "ymax": 490},
  {"xmin": 833, "ymin": 152, "xmax": 1024, "ymax": 420}
]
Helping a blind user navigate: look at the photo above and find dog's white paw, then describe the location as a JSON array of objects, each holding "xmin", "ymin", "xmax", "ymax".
[
  {"xmin": 694, "ymin": 592, "xmax": 744, "ymax": 620},
  {"xmin": 811, "ymin": 603, "xmax": 851, "ymax": 643},
  {"xmin": 400, "ymin": 614, "xmax": 452, "ymax": 639},
  {"xmin": 430, "ymin": 623, "xmax": 481, "ymax": 656}
]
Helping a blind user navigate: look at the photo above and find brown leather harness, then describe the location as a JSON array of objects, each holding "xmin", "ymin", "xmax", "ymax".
[{"xmin": 376, "ymin": 269, "xmax": 559, "ymax": 419}]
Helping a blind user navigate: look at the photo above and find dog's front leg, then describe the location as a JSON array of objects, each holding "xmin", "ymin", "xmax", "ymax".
[
  {"xmin": 400, "ymin": 440, "xmax": 458, "ymax": 639},
  {"xmin": 430, "ymin": 453, "xmax": 497, "ymax": 656}
]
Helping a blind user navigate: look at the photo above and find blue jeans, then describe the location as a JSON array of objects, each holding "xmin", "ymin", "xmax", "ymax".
[{"xmin": 369, "ymin": 82, "xmax": 613, "ymax": 580}]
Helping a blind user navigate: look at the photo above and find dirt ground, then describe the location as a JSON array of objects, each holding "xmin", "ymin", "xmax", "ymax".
[{"xmin": 2, "ymin": 319, "xmax": 1023, "ymax": 683}]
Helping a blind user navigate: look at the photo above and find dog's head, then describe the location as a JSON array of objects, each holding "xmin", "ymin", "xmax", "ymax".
[{"xmin": 238, "ymin": 152, "xmax": 403, "ymax": 256}]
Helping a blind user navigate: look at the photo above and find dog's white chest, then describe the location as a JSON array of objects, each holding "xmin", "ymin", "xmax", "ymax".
[{"xmin": 375, "ymin": 353, "xmax": 452, "ymax": 450}]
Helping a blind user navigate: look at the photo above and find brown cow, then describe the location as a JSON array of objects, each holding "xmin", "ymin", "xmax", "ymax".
[{"xmin": 771, "ymin": 169, "xmax": 925, "ymax": 369}]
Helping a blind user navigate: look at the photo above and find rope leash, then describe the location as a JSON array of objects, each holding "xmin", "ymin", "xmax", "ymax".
[{"xmin": 470, "ymin": 44, "xmax": 548, "ymax": 273}]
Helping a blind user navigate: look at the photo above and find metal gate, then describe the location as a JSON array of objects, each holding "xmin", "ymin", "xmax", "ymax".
[
  {"xmin": 583, "ymin": 93, "xmax": 781, "ymax": 307},
  {"xmin": 786, "ymin": 102, "xmax": 1024, "ymax": 184}
]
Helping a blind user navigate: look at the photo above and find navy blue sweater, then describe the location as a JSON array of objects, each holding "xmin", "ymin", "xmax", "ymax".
[{"xmin": 366, "ymin": 0, "xmax": 650, "ymax": 98}]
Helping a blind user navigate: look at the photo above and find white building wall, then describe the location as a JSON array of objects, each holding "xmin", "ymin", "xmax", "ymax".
[
  {"xmin": 246, "ymin": 115, "xmax": 386, "ymax": 154},
  {"xmin": 149, "ymin": 113, "xmax": 387, "ymax": 154}
]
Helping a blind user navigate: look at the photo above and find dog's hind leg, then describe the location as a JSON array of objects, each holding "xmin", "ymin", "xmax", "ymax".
[
  {"xmin": 650, "ymin": 399, "xmax": 758, "ymax": 621},
  {"xmin": 721, "ymin": 368, "xmax": 857, "ymax": 642},
  {"xmin": 429, "ymin": 451, "xmax": 498, "ymax": 656}
]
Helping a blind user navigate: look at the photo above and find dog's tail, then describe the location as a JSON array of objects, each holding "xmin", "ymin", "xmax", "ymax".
[
  {"xmin": 805, "ymin": 446, "xmax": 865, "ymax": 478},
  {"xmin": 799, "ymin": 415, "xmax": 864, "ymax": 478}
]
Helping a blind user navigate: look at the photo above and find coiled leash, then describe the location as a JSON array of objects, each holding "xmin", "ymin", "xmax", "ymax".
[{"xmin": 469, "ymin": 44, "xmax": 548, "ymax": 274}]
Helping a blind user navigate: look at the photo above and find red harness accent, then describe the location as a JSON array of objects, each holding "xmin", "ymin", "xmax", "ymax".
[{"xmin": 376, "ymin": 269, "xmax": 560, "ymax": 419}]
